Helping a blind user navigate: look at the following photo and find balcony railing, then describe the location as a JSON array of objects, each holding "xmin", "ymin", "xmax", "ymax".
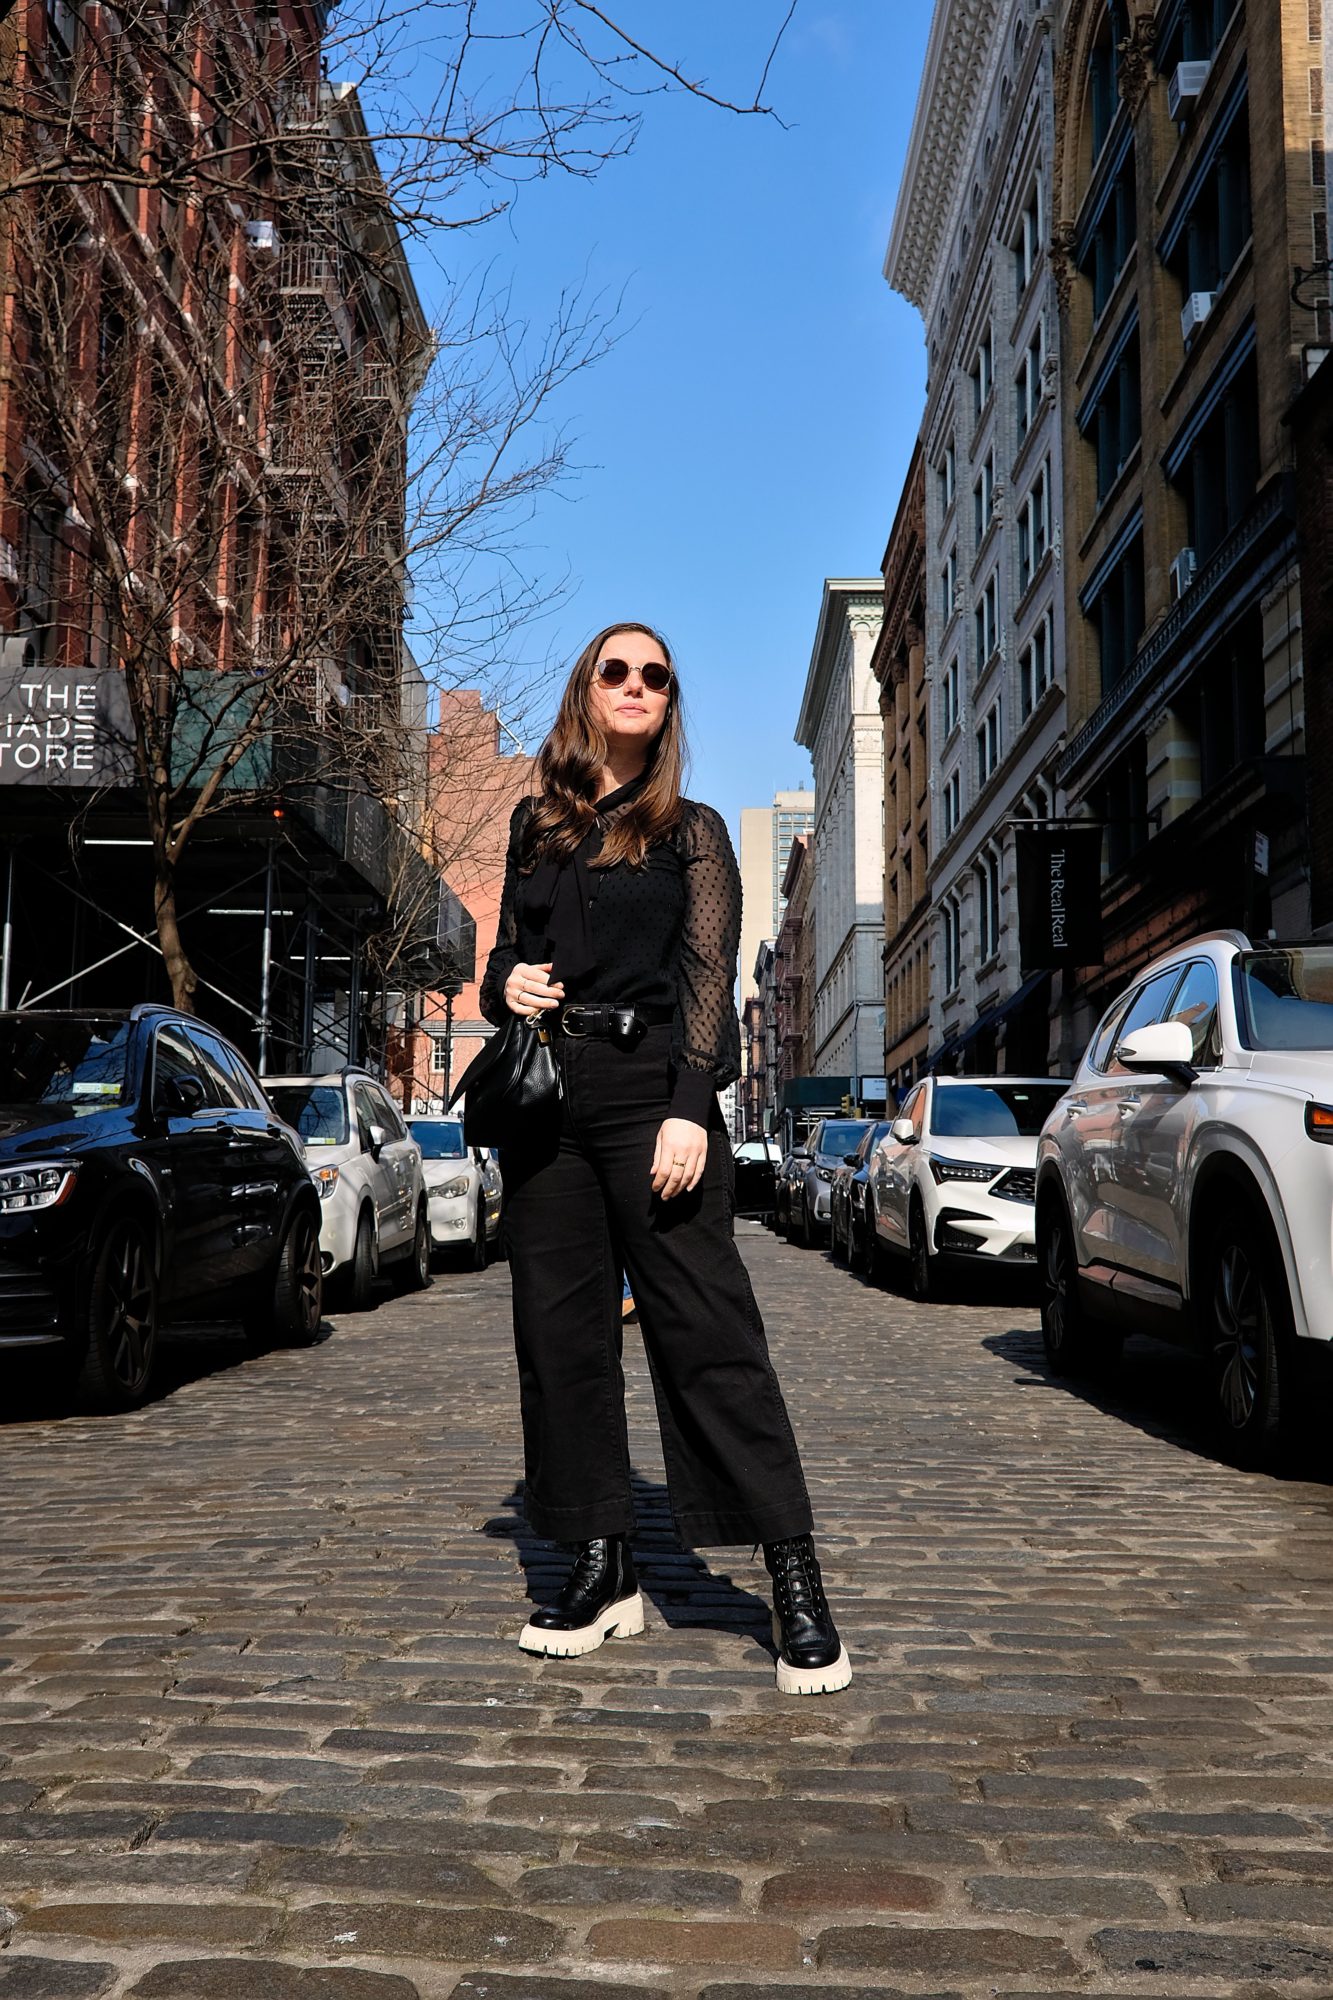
[{"xmin": 1058, "ymin": 479, "xmax": 1292, "ymax": 786}]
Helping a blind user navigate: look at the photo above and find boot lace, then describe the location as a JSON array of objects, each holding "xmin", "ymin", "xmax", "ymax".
[{"xmin": 768, "ymin": 1537, "xmax": 829, "ymax": 1625}]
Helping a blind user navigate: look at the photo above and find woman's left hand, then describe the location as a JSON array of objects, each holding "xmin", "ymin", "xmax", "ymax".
[{"xmin": 651, "ymin": 1117, "xmax": 708, "ymax": 1199}]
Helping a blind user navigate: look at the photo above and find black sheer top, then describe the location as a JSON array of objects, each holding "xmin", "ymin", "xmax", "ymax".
[{"xmin": 479, "ymin": 783, "xmax": 742, "ymax": 1127}]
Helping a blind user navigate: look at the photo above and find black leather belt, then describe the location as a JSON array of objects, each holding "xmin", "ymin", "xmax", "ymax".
[{"xmin": 557, "ymin": 1003, "xmax": 673, "ymax": 1040}]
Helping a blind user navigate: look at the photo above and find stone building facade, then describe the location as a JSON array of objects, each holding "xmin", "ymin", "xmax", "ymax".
[
  {"xmin": 887, "ymin": 0, "xmax": 1071, "ymax": 1078},
  {"xmin": 871, "ymin": 443, "xmax": 932, "ymax": 1093},
  {"xmin": 1049, "ymin": 0, "xmax": 1318, "ymax": 1053},
  {"xmin": 773, "ymin": 833, "xmax": 814, "ymax": 1092},
  {"xmin": 795, "ymin": 580, "xmax": 886, "ymax": 1081}
]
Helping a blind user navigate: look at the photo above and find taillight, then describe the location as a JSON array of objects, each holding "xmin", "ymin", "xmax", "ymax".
[{"xmin": 1305, "ymin": 1103, "xmax": 1333, "ymax": 1144}]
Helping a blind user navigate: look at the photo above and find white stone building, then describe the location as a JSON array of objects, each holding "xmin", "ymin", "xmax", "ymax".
[
  {"xmin": 886, "ymin": 0, "xmax": 1067, "ymax": 1074},
  {"xmin": 795, "ymin": 580, "xmax": 886, "ymax": 1081},
  {"xmin": 737, "ymin": 789, "xmax": 816, "ymax": 1011}
]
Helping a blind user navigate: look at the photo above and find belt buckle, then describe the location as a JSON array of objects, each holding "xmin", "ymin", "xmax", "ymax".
[{"xmin": 561, "ymin": 1006, "xmax": 588, "ymax": 1038}]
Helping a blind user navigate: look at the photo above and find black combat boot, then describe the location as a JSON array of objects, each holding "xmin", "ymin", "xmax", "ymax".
[
  {"xmin": 764, "ymin": 1534, "xmax": 852, "ymax": 1695},
  {"xmin": 518, "ymin": 1536, "xmax": 644, "ymax": 1658}
]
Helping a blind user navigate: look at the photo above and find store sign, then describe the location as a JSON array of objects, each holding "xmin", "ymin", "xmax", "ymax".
[
  {"xmin": 0, "ymin": 667, "xmax": 134, "ymax": 785},
  {"xmin": 1014, "ymin": 823, "xmax": 1104, "ymax": 968}
]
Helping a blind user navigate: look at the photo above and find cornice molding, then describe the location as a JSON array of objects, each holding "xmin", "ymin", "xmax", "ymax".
[{"xmin": 885, "ymin": 0, "xmax": 1001, "ymax": 311}]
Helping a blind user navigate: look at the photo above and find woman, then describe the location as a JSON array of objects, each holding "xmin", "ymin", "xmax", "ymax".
[{"xmin": 480, "ymin": 621, "xmax": 850, "ymax": 1696}]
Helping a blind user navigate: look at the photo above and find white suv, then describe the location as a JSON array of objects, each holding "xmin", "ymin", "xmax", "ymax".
[
  {"xmin": 1035, "ymin": 931, "xmax": 1333, "ymax": 1466},
  {"xmin": 867, "ymin": 1075, "xmax": 1070, "ymax": 1298},
  {"xmin": 265, "ymin": 1070, "xmax": 430, "ymax": 1309}
]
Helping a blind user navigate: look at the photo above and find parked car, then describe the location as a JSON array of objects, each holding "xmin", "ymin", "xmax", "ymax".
[
  {"xmin": 0, "ymin": 1006, "xmax": 322, "ymax": 1411},
  {"xmin": 1035, "ymin": 931, "xmax": 1333, "ymax": 1467},
  {"xmin": 829, "ymin": 1119, "xmax": 893, "ymax": 1266},
  {"xmin": 867, "ymin": 1075, "xmax": 1070, "ymax": 1298},
  {"xmin": 788, "ymin": 1118, "xmax": 875, "ymax": 1247},
  {"xmin": 407, "ymin": 1116, "xmax": 503, "ymax": 1268},
  {"xmin": 732, "ymin": 1136, "xmax": 782, "ymax": 1218},
  {"xmin": 264, "ymin": 1069, "xmax": 429, "ymax": 1309}
]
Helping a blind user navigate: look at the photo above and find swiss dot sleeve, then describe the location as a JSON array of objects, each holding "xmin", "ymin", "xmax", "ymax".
[
  {"xmin": 668, "ymin": 803, "xmax": 743, "ymax": 1127},
  {"xmin": 479, "ymin": 801, "xmax": 530, "ymax": 1028}
]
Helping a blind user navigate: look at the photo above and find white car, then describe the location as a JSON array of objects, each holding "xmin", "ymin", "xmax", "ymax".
[
  {"xmin": 264, "ymin": 1069, "xmax": 430, "ymax": 1308},
  {"xmin": 407, "ymin": 1116, "xmax": 503, "ymax": 1268},
  {"xmin": 867, "ymin": 1074, "xmax": 1071, "ymax": 1298},
  {"xmin": 1035, "ymin": 930, "xmax": 1333, "ymax": 1467}
]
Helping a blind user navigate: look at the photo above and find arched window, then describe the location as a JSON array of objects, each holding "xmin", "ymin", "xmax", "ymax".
[{"xmin": 1088, "ymin": 0, "xmax": 1130, "ymax": 161}]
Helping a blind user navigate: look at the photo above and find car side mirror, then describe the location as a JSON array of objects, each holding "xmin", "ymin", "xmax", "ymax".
[
  {"xmin": 843, "ymin": 1151, "xmax": 862, "ymax": 1166},
  {"xmin": 367, "ymin": 1123, "xmax": 387, "ymax": 1158},
  {"xmin": 1114, "ymin": 1019, "xmax": 1197, "ymax": 1083},
  {"xmin": 159, "ymin": 1074, "xmax": 205, "ymax": 1118},
  {"xmin": 891, "ymin": 1117, "xmax": 917, "ymax": 1144}
]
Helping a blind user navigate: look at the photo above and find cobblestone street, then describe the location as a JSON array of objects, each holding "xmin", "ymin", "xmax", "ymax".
[{"xmin": 6, "ymin": 1225, "xmax": 1333, "ymax": 1998}]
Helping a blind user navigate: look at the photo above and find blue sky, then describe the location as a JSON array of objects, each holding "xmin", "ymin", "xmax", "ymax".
[{"xmin": 409, "ymin": 2, "xmax": 935, "ymax": 839}]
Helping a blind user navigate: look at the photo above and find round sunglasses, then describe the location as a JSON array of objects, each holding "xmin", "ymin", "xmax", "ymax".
[{"xmin": 593, "ymin": 657, "xmax": 673, "ymax": 693}]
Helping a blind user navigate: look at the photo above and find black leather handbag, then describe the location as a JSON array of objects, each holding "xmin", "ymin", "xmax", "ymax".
[{"xmin": 448, "ymin": 1012, "xmax": 561, "ymax": 1146}]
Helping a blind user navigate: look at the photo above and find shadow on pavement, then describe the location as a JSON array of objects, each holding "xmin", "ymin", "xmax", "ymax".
[
  {"xmin": 482, "ymin": 1474, "xmax": 773, "ymax": 1642},
  {"xmin": 983, "ymin": 1321, "xmax": 1333, "ymax": 1487}
]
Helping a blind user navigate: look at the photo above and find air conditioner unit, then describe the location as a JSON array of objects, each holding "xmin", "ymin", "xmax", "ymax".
[
  {"xmin": 1169, "ymin": 547, "xmax": 1198, "ymax": 601},
  {"xmin": 244, "ymin": 219, "xmax": 279, "ymax": 261},
  {"xmin": 1181, "ymin": 291, "xmax": 1215, "ymax": 345},
  {"xmin": 0, "ymin": 632, "xmax": 38, "ymax": 676},
  {"xmin": 1168, "ymin": 59, "xmax": 1211, "ymax": 121}
]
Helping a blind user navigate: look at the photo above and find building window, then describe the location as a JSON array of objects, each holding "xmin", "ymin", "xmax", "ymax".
[
  {"xmin": 943, "ymin": 897, "xmax": 963, "ymax": 992},
  {"xmin": 1171, "ymin": 350, "xmax": 1260, "ymax": 564},
  {"xmin": 971, "ymin": 328, "xmax": 994, "ymax": 418},
  {"xmin": 976, "ymin": 701, "xmax": 1001, "ymax": 788},
  {"xmin": 1019, "ymin": 612, "xmax": 1055, "ymax": 720},
  {"xmin": 1014, "ymin": 180, "xmax": 1044, "ymax": 294},
  {"xmin": 1104, "ymin": 735, "xmax": 1148, "ymax": 875},
  {"xmin": 1163, "ymin": 95, "xmax": 1252, "ymax": 312},
  {"xmin": 974, "ymin": 571, "xmax": 999, "ymax": 669},
  {"xmin": 943, "ymin": 767, "xmax": 962, "ymax": 839},
  {"xmin": 942, "ymin": 657, "xmax": 960, "ymax": 736},
  {"xmin": 1015, "ymin": 323, "xmax": 1046, "ymax": 446},
  {"xmin": 1079, "ymin": 142, "xmax": 1137, "ymax": 319},
  {"xmin": 1158, "ymin": 0, "xmax": 1237, "ymax": 72},
  {"xmin": 431, "ymin": 1037, "xmax": 449, "ymax": 1074},
  {"xmin": 1017, "ymin": 460, "xmax": 1051, "ymax": 597},
  {"xmin": 976, "ymin": 848, "xmax": 1002, "ymax": 960},
  {"xmin": 1087, "ymin": 531, "xmax": 1145, "ymax": 695},
  {"xmin": 1089, "ymin": 0, "xmax": 1130, "ymax": 161},
  {"xmin": 973, "ymin": 451, "xmax": 995, "ymax": 540},
  {"xmin": 940, "ymin": 546, "xmax": 958, "ymax": 621},
  {"xmin": 938, "ymin": 439, "xmax": 956, "ymax": 513},
  {"xmin": 1079, "ymin": 323, "xmax": 1141, "ymax": 502}
]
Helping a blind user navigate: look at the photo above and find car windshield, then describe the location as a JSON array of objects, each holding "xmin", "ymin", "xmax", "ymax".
[
  {"xmin": 932, "ymin": 1082, "xmax": 1068, "ymax": 1139},
  {"xmin": 0, "ymin": 1014, "xmax": 131, "ymax": 1113},
  {"xmin": 409, "ymin": 1120, "xmax": 467, "ymax": 1159},
  {"xmin": 266, "ymin": 1083, "xmax": 349, "ymax": 1147},
  {"xmin": 817, "ymin": 1121, "xmax": 870, "ymax": 1156},
  {"xmin": 1238, "ymin": 947, "xmax": 1333, "ymax": 1050}
]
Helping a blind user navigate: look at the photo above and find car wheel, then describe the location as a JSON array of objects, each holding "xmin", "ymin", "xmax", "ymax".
[
  {"xmin": 469, "ymin": 1203, "xmax": 488, "ymax": 1272},
  {"xmin": 908, "ymin": 1197, "xmax": 934, "ymax": 1302},
  {"xmin": 1038, "ymin": 1196, "xmax": 1115, "ymax": 1376},
  {"xmin": 77, "ymin": 1215, "xmax": 158, "ymax": 1411},
  {"xmin": 397, "ymin": 1204, "xmax": 432, "ymax": 1293},
  {"xmin": 270, "ymin": 1208, "xmax": 324, "ymax": 1345},
  {"xmin": 346, "ymin": 1208, "xmax": 377, "ymax": 1311},
  {"xmin": 1206, "ymin": 1202, "xmax": 1289, "ymax": 1469}
]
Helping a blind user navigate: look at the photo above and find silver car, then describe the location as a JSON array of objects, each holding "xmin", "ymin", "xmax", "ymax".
[
  {"xmin": 407, "ymin": 1116, "xmax": 503, "ymax": 1269},
  {"xmin": 264, "ymin": 1070, "xmax": 430, "ymax": 1309},
  {"xmin": 787, "ymin": 1117, "xmax": 875, "ymax": 1247}
]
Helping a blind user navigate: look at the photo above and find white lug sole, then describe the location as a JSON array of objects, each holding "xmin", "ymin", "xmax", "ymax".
[
  {"xmin": 518, "ymin": 1590, "xmax": 645, "ymax": 1658},
  {"xmin": 772, "ymin": 1613, "xmax": 853, "ymax": 1695}
]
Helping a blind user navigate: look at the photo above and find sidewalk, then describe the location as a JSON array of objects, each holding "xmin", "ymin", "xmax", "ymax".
[{"xmin": 3, "ymin": 1226, "xmax": 1333, "ymax": 1995}]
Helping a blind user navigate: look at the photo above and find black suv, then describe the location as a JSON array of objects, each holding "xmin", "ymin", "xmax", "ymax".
[{"xmin": 0, "ymin": 1006, "xmax": 322, "ymax": 1411}]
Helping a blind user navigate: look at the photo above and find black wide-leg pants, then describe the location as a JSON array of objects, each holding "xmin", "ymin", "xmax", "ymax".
[{"xmin": 499, "ymin": 1024, "xmax": 814, "ymax": 1547}]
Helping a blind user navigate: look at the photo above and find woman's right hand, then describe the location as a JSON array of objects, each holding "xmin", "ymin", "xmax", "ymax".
[{"xmin": 504, "ymin": 960, "xmax": 565, "ymax": 1019}]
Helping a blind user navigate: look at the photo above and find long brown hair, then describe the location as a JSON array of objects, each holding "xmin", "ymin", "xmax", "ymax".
[{"xmin": 523, "ymin": 621, "xmax": 687, "ymax": 870}]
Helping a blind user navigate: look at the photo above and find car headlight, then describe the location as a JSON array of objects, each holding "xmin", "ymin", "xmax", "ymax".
[
  {"xmin": 814, "ymin": 1166, "xmax": 835, "ymax": 1183},
  {"xmin": 312, "ymin": 1165, "xmax": 339, "ymax": 1200},
  {"xmin": 436, "ymin": 1176, "xmax": 471, "ymax": 1198},
  {"xmin": 927, "ymin": 1155, "xmax": 996, "ymax": 1184},
  {"xmin": 0, "ymin": 1162, "xmax": 78, "ymax": 1211},
  {"xmin": 1306, "ymin": 1103, "xmax": 1333, "ymax": 1144}
]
